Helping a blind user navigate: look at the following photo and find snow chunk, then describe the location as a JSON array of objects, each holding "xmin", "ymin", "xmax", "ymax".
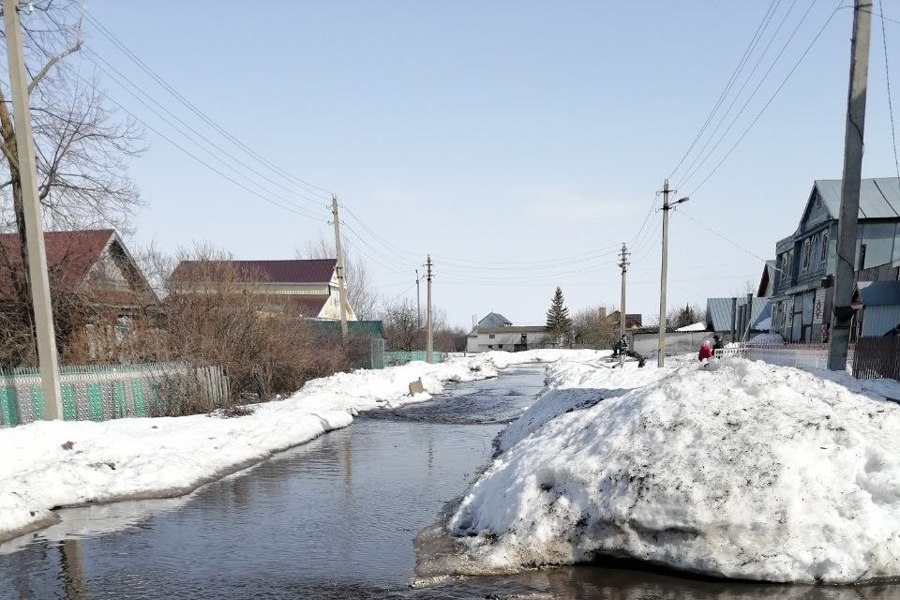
[{"xmin": 450, "ymin": 358, "xmax": 900, "ymax": 583}]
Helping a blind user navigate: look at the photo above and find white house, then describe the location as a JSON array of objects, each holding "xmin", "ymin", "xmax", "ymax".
[
  {"xmin": 466, "ymin": 312, "xmax": 551, "ymax": 353},
  {"xmin": 169, "ymin": 258, "xmax": 356, "ymax": 320}
]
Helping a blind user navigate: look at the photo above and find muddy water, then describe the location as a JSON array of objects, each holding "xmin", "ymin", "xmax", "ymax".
[{"xmin": 0, "ymin": 364, "xmax": 896, "ymax": 599}]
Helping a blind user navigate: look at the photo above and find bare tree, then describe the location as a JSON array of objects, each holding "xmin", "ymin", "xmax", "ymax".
[
  {"xmin": 0, "ymin": 1, "xmax": 143, "ymax": 347},
  {"xmin": 572, "ymin": 305, "xmax": 617, "ymax": 349},
  {"xmin": 297, "ymin": 235, "xmax": 379, "ymax": 320}
]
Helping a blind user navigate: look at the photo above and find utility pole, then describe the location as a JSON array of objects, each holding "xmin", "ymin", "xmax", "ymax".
[
  {"xmin": 425, "ymin": 255, "xmax": 433, "ymax": 363},
  {"xmin": 415, "ymin": 269, "xmax": 421, "ymax": 328},
  {"xmin": 828, "ymin": 0, "xmax": 872, "ymax": 371},
  {"xmin": 3, "ymin": 0, "xmax": 62, "ymax": 420},
  {"xmin": 618, "ymin": 242, "xmax": 629, "ymax": 339},
  {"xmin": 331, "ymin": 194, "xmax": 349, "ymax": 341},
  {"xmin": 658, "ymin": 180, "xmax": 688, "ymax": 367}
]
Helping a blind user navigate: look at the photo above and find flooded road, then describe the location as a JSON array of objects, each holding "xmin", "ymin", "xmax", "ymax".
[{"xmin": 0, "ymin": 364, "xmax": 896, "ymax": 599}]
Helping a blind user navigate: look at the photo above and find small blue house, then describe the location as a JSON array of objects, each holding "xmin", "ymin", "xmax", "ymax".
[{"xmin": 769, "ymin": 177, "xmax": 900, "ymax": 342}]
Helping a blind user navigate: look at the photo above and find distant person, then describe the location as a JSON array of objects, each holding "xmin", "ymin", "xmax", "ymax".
[
  {"xmin": 712, "ymin": 334, "xmax": 723, "ymax": 352},
  {"xmin": 698, "ymin": 340, "xmax": 713, "ymax": 363},
  {"xmin": 615, "ymin": 335, "xmax": 628, "ymax": 357}
]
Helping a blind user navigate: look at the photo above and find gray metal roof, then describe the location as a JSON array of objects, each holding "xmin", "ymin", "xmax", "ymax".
[
  {"xmin": 857, "ymin": 281, "xmax": 900, "ymax": 306},
  {"xmin": 478, "ymin": 312, "xmax": 512, "ymax": 328},
  {"xmin": 752, "ymin": 301, "xmax": 772, "ymax": 329},
  {"xmin": 706, "ymin": 297, "xmax": 769, "ymax": 332},
  {"xmin": 814, "ymin": 177, "xmax": 900, "ymax": 220}
]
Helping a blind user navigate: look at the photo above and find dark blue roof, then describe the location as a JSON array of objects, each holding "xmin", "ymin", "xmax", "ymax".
[{"xmin": 857, "ymin": 281, "xmax": 900, "ymax": 306}]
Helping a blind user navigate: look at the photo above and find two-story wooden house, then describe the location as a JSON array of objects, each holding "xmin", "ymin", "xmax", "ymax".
[
  {"xmin": 168, "ymin": 258, "xmax": 356, "ymax": 320},
  {"xmin": 769, "ymin": 177, "xmax": 900, "ymax": 342}
]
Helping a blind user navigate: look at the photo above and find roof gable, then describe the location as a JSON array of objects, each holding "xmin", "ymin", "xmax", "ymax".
[
  {"xmin": 806, "ymin": 178, "xmax": 900, "ymax": 225},
  {"xmin": 478, "ymin": 312, "xmax": 512, "ymax": 328},
  {"xmin": 0, "ymin": 229, "xmax": 116, "ymax": 299}
]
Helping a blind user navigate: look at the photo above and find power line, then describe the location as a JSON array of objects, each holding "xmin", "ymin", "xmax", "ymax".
[
  {"xmin": 668, "ymin": 0, "xmax": 783, "ymax": 181},
  {"xmin": 72, "ymin": 71, "xmax": 326, "ymax": 223},
  {"xmin": 677, "ymin": 0, "xmax": 816, "ymax": 191},
  {"xmin": 684, "ymin": 1, "xmax": 844, "ymax": 197},
  {"xmin": 879, "ymin": 0, "xmax": 900, "ymax": 185},
  {"xmin": 82, "ymin": 49, "xmax": 329, "ymax": 218},
  {"xmin": 678, "ymin": 208, "xmax": 778, "ymax": 271},
  {"xmin": 81, "ymin": 8, "xmax": 333, "ymax": 201}
]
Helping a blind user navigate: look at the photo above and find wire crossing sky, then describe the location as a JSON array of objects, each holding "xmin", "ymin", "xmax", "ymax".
[{"xmin": 74, "ymin": 1, "xmax": 900, "ymax": 327}]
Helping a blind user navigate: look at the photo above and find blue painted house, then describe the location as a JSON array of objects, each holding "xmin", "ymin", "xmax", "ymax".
[{"xmin": 769, "ymin": 177, "xmax": 900, "ymax": 342}]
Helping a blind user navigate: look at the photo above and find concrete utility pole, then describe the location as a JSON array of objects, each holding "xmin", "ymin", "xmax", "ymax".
[
  {"xmin": 331, "ymin": 194, "xmax": 349, "ymax": 341},
  {"xmin": 415, "ymin": 269, "xmax": 421, "ymax": 328},
  {"xmin": 828, "ymin": 0, "xmax": 872, "ymax": 371},
  {"xmin": 425, "ymin": 255, "xmax": 433, "ymax": 363},
  {"xmin": 658, "ymin": 180, "xmax": 688, "ymax": 368},
  {"xmin": 618, "ymin": 242, "xmax": 629, "ymax": 338},
  {"xmin": 3, "ymin": 0, "xmax": 63, "ymax": 420}
]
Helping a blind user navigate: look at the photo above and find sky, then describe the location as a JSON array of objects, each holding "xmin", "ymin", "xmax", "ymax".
[{"xmin": 67, "ymin": 1, "xmax": 900, "ymax": 328}]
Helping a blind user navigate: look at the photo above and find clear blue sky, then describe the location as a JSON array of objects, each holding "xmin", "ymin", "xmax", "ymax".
[{"xmin": 81, "ymin": 1, "xmax": 900, "ymax": 328}]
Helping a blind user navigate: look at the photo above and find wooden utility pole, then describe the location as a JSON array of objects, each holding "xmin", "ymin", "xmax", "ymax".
[
  {"xmin": 415, "ymin": 268, "xmax": 421, "ymax": 328},
  {"xmin": 658, "ymin": 181, "xmax": 671, "ymax": 367},
  {"xmin": 3, "ymin": 0, "xmax": 63, "ymax": 420},
  {"xmin": 426, "ymin": 255, "xmax": 433, "ymax": 363},
  {"xmin": 828, "ymin": 0, "xmax": 872, "ymax": 370},
  {"xmin": 618, "ymin": 242, "xmax": 629, "ymax": 338},
  {"xmin": 331, "ymin": 194, "xmax": 349, "ymax": 341},
  {"xmin": 658, "ymin": 180, "xmax": 688, "ymax": 367}
]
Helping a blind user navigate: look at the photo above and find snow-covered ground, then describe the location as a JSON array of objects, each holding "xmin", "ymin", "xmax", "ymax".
[
  {"xmin": 449, "ymin": 354, "xmax": 900, "ymax": 584},
  {"xmin": 0, "ymin": 349, "xmax": 600, "ymax": 545}
]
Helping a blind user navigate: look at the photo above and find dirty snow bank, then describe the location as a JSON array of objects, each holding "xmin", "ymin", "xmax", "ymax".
[
  {"xmin": 450, "ymin": 357, "xmax": 900, "ymax": 583},
  {"xmin": 0, "ymin": 349, "xmax": 603, "ymax": 545}
]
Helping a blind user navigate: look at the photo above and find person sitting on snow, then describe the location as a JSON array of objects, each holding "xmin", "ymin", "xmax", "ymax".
[{"xmin": 698, "ymin": 340, "xmax": 713, "ymax": 363}]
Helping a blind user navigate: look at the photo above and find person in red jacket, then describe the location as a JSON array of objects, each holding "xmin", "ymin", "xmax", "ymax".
[{"xmin": 698, "ymin": 340, "xmax": 713, "ymax": 362}]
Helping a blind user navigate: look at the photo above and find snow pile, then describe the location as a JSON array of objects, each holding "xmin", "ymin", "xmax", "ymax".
[
  {"xmin": 0, "ymin": 349, "xmax": 606, "ymax": 545},
  {"xmin": 450, "ymin": 357, "xmax": 900, "ymax": 583},
  {"xmin": 749, "ymin": 332, "xmax": 785, "ymax": 345},
  {"xmin": 676, "ymin": 321, "xmax": 706, "ymax": 332}
]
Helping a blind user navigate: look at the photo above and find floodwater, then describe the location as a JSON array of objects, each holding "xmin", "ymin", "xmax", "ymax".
[{"xmin": 0, "ymin": 364, "xmax": 896, "ymax": 599}]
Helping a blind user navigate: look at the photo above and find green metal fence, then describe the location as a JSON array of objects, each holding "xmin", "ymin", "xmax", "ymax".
[
  {"xmin": 383, "ymin": 351, "xmax": 445, "ymax": 367},
  {"xmin": 0, "ymin": 363, "xmax": 228, "ymax": 428}
]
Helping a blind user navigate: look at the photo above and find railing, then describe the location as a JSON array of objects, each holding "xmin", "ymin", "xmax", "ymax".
[
  {"xmin": 383, "ymin": 351, "xmax": 445, "ymax": 366},
  {"xmin": 715, "ymin": 343, "xmax": 855, "ymax": 371},
  {"xmin": 0, "ymin": 363, "xmax": 229, "ymax": 428}
]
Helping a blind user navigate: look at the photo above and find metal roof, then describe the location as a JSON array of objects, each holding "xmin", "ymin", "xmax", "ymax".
[
  {"xmin": 706, "ymin": 297, "xmax": 769, "ymax": 332},
  {"xmin": 478, "ymin": 312, "xmax": 512, "ymax": 328},
  {"xmin": 856, "ymin": 281, "xmax": 900, "ymax": 306},
  {"xmin": 814, "ymin": 177, "xmax": 900, "ymax": 220},
  {"xmin": 171, "ymin": 259, "xmax": 337, "ymax": 285}
]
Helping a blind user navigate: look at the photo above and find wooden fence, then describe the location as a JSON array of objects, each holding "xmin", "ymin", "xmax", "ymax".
[{"xmin": 852, "ymin": 337, "xmax": 900, "ymax": 380}]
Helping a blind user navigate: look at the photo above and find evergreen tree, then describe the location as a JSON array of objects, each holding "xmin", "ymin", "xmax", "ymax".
[{"xmin": 545, "ymin": 287, "xmax": 572, "ymax": 340}]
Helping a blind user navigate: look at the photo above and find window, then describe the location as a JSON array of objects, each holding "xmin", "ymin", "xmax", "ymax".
[
  {"xmin": 802, "ymin": 238, "xmax": 812, "ymax": 272},
  {"xmin": 820, "ymin": 230, "xmax": 828, "ymax": 265},
  {"xmin": 488, "ymin": 333, "xmax": 496, "ymax": 339}
]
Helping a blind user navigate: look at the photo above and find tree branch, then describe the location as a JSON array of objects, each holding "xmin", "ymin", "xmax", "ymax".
[{"xmin": 28, "ymin": 39, "xmax": 83, "ymax": 94}]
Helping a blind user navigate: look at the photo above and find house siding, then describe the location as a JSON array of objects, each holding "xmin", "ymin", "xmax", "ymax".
[{"xmin": 770, "ymin": 179, "xmax": 900, "ymax": 342}]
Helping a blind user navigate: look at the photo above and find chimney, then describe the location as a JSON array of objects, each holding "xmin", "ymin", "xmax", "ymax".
[{"xmin": 598, "ymin": 307, "xmax": 607, "ymax": 320}]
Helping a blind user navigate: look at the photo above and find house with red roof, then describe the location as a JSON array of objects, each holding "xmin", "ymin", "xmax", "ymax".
[
  {"xmin": 0, "ymin": 229, "xmax": 156, "ymax": 310},
  {"xmin": 0, "ymin": 229, "xmax": 158, "ymax": 363},
  {"xmin": 168, "ymin": 258, "xmax": 356, "ymax": 321}
]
